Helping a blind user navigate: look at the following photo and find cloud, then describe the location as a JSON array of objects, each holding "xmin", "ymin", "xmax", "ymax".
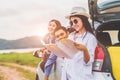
[
  {"xmin": 0, "ymin": 0, "xmax": 88, "ymax": 40},
  {"xmin": 0, "ymin": 8, "xmax": 20, "ymax": 17}
]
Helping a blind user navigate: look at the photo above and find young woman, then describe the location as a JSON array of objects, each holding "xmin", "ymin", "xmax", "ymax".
[
  {"xmin": 33, "ymin": 19, "xmax": 61, "ymax": 80},
  {"xmin": 61, "ymin": 7, "xmax": 97, "ymax": 80}
]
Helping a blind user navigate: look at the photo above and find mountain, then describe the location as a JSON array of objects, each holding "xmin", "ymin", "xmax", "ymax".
[{"xmin": 0, "ymin": 36, "xmax": 43, "ymax": 50}]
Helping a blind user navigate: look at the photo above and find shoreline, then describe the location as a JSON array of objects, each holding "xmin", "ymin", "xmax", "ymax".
[{"xmin": 0, "ymin": 48, "xmax": 39, "ymax": 53}]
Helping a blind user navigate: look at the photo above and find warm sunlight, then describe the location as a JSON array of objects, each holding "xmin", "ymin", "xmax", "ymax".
[
  {"xmin": 0, "ymin": 0, "xmax": 87, "ymax": 40},
  {"xmin": 35, "ymin": 24, "xmax": 48, "ymax": 38},
  {"xmin": 37, "ymin": 30, "xmax": 48, "ymax": 38}
]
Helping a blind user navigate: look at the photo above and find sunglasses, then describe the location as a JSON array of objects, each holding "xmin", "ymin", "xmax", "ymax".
[
  {"xmin": 70, "ymin": 19, "xmax": 78, "ymax": 26},
  {"xmin": 55, "ymin": 33, "xmax": 64, "ymax": 38}
]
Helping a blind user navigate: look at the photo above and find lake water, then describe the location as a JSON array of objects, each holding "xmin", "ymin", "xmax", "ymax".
[{"xmin": 0, "ymin": 48, "xmax": 39, "ymax": 54}]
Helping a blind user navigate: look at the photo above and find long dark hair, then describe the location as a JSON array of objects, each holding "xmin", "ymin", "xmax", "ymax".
[{"xmin": 70, "ymin": 15, "xmax": 94, "ymax": 35}]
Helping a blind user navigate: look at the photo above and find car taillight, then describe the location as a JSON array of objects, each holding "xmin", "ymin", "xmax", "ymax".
[{"xmin": 92, "ymin": 45, "xmax": 105, "ymax": 71}]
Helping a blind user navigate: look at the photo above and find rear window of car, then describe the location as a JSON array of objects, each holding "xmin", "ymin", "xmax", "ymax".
[{"xmin": 104, "ymin": 31, "xmax": 118, "ymax": 45}]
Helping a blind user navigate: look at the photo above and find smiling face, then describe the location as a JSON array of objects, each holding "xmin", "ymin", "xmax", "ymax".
[
  {"xmin": 70, "ymin": 16, "xmax": 86, "ymax": 33},
  {"xmin": 55, "ymin": 29, "xmax": 68, "ymax": 41},
  {"xmin": 48, "ymin": 21, "xmax": 57, "ymax": 34}
]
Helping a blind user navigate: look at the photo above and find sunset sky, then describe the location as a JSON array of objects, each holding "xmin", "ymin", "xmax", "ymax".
[
  {"xmin": 0, "ymin": 0, "xmax": 106, "ymax": 40},
  {"xmin": 0, "ymin": 0, "xmax": 90, "ymax": 40}
]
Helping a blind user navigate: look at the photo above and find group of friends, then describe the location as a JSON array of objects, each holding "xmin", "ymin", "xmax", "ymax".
[{"xmin": 33, "ymin": 6, "xmax": 97, "ymax": 80}]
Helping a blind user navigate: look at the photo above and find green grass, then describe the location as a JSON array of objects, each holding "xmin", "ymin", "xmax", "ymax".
[
  {"xmin": 17, "ymin": 67, "xmax": 36, "ymax": 80},
  {"xmin": 0, "ymin": 52, "xmax": 41, "ymax": 67},
  {"xmin": 0, "ymin": 52, "xmax": 42, "ymax": 80},
  {"xmin": 0, "ymin": 63, "xmax": 36, "ymax": 80}
]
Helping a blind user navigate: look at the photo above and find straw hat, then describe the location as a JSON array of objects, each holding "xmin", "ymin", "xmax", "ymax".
[{"xmin": 66, "ymin": 7, "xmax": 90, "ymax": 19}]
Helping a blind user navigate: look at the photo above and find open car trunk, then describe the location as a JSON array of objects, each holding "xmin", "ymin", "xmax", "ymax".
[{"xmin": 88, "ymin": 0, "xmax": 120, "ymax": 80}]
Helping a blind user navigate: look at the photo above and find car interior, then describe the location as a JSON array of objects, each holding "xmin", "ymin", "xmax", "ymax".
[
  {"xmin": 96, "ymin": 31, "xmax": 112, "ymax": 46},
  {"xmin": 113, "ymin": 30, "xmax": 120, "ymax": 46},
  {"xmin": 95, "ymin": 20, "xmax": 120, "ymax": 80}
]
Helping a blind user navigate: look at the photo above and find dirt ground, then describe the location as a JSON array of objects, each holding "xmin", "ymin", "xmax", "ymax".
[{"xmin": 0, "ymin": 62, "xmax": 36, "ymax": 80}]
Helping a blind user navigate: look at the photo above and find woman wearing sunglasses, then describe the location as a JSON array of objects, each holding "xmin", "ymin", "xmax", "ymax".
[{"xmin": 61, "ymin": 7, "xmax": 97, "ymax": 80}]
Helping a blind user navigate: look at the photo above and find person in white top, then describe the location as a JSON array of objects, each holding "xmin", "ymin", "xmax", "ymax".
[{"xmin": 61, "ymin": 7, "xmax": 97, "ymax": 80}]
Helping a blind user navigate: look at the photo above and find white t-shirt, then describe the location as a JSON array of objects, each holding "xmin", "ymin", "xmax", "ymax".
[{"xmin": 61, "ymin": 31, "xmax": 97, "ymax": 80}]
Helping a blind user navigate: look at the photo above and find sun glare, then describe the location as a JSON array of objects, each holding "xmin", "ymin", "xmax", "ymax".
[
  {"xmin": 36, "ymin": 29, "xmax": 48, "ymax": 38},
  {"xmin": 34, "ymin": 23, "xmax": 48, "ymax": 38}
]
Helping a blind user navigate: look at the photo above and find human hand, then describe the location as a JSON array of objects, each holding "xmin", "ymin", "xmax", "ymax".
[
  {"xmin": 44, "ymin": 49, "xmax": 51, "ymax": 54},
  {"xmin": 74, "ymin": 42, "xmax": 90, "ymax": 63},
  {"xmin": 74, "ymin": 42, "xmax": 86, "ymax": 51},
  {"xmin": 33, "ymin": 48, "xmax": 45, "ymax": 58},
  {"xmin": 44, "ymin": 76, "xmax": 49, "ymax": 80}
]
